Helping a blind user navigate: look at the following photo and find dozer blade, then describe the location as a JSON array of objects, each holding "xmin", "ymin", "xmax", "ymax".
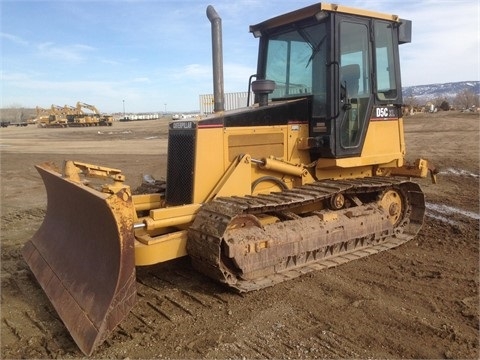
[{"xmin": 22, "ymin": 164, "xmax": 137, "ymax": 356}]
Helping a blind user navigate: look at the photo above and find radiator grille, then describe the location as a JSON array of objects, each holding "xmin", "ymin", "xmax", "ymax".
[{"xmin": 166, "ymin": 129, "xmax": 196, "ymax": 205}]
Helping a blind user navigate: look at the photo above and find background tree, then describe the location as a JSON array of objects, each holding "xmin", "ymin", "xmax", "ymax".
[
  {"xmin": 0, "ymin": 104, "xmax": 35, "ymax": 123},
  {"xmin": 454, "ymin": 89, "xmax": 479, "ymax": 110},
  {"xmin": 439, "ymin": 100, "xmax": 450, "ymax": 111}
]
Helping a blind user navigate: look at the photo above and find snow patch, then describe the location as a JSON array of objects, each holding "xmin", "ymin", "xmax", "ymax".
[
  {"xmin": 97, "ymin": 130, "xmax": 132, "ymax": 135},
  {"xmin": 426, "ymin": 202, "xmax": 480, "ymax": 224},
  {"xmin": 439, "ymin": 168, "xmax": 479, "ymax": 178}
]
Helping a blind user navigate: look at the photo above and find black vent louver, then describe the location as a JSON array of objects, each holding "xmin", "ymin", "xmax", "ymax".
[{"xmin": 165, "ymin": 127, "xmax": 196, "ymax": 205}]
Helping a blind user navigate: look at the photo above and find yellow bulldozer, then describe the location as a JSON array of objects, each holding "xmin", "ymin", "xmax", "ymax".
[{"xmin": 23, "ymin": 3, "xmax": 435, "ymax": 356}]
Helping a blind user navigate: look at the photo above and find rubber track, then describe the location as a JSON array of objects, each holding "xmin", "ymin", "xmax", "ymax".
[{"xmin": 187, "ymin": 177, "xmax": 425, "ymax": 292}]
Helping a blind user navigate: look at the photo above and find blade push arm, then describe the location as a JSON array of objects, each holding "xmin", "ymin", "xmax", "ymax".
[{"xmin": 63, "ymin": 160, "xmax": 127, "ymax": 193}]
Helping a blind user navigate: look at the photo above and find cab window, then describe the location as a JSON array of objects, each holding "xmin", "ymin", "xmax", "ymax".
[
  {"xmin": 375, "ymin": 21, "xmax": 398, "ymax": 100},
  {"xmin": 265, "ymin": 22, "xmax": 328, "ymax": 118},
  {"xmin": 339, "ymin": 21, "xmax": 370, "ymax": 148}
]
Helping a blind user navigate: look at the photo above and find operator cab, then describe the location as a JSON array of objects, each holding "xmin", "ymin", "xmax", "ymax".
[{"xmin": 250, "ymin": 3, "xmax": 411, "ymax": 160}]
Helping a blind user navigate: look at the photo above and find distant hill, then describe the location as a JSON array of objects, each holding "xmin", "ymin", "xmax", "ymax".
[{"xmin": 402, "ymin": 81, "xmax": 480, "ymax": 101}]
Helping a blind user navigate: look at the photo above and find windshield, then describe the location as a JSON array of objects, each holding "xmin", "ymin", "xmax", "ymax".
[{"xmin": 265, "ymin": 21, "xmax": 328, "ymax": 117}]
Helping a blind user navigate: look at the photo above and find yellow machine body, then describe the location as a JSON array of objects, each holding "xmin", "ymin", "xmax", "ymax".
[{"xmin": 131, "ymin": 99, "xmax": 425, "ymax": 267}]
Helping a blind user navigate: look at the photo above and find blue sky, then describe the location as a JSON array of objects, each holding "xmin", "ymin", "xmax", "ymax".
[{"xmin": 1, "ymin": 0, "xmax": 478, "ymax": 113}]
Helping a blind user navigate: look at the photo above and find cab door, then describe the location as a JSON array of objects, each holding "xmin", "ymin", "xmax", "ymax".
[{"xmin": 335, "ymin": 16, "xmax": 373, "ymax": 157}]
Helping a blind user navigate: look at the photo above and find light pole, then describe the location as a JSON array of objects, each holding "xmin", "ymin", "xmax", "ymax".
[
  {"xmin": 164, "ymin": 103, "xmax": 167, "ymax": 114},
  {"xmin": 122, "ymin": 100, "xmax": 125, "ymax": 119}
]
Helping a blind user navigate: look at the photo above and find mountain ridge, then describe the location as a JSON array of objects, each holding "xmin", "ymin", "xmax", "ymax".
[{"xmin": 402, "ymin": 81, "xmax": 480, "ymax": 101}]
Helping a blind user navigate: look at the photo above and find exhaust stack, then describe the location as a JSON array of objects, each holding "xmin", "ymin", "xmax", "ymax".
[{"xmin": 207, "ymin": 5, "xmax": 225, "ymax": 112}]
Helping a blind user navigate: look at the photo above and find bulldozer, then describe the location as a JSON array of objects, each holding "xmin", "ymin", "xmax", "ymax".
[{"xmin": 23, "ymin": 3, "xmax": 435, "ymax": 356}]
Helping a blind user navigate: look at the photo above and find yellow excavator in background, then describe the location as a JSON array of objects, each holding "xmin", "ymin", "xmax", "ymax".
[
  {"xmin": 23, "ymin": 3, "xmax": 435, "ymax": 356},
  {"xmin": 49, "ymin": 105, "xmax": 70, "ymax": 126},
  {"xmin": 34, "ymin": 105, "xmax": 68, "ymax": 127},
  {"xmin": 33, "ymin": 106, "xmax": 51, "ymax": 126},
  {"xmin": 68, "ymin": 101, "xmax": 113, "ymax": 126}
]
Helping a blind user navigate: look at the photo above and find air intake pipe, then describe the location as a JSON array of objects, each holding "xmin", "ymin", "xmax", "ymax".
[
  {"xmin": 252, "ymin": 79, "xmax": 275, "ymax": 107},
  {"xmin": 207, "ymin": 5, "xmax": 225, "ymax": 113}
]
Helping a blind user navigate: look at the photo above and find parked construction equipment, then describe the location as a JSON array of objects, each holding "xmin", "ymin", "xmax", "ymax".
[
  {"xmin": 34, "ymin": 106, "xmax": 60, "ymax": 127},
  {"xmin": 34, "ymin": 102, "xmax": 113, "ymax": 127},
  {"xmin": 68, "ymin": 102, "xmax": 113, "ymax": 127},
  {"xmin": 23, "ymin": 3, "xmax": 435, "ymax": 355}
]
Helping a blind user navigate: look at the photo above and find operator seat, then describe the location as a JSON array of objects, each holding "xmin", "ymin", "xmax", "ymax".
[
  {"xmin": 340, "ymin": 64, "xmax": 360, "ymax": 97},
  {"xmin": 340, "ymin": 64, "xmax": 361, "ymax": 146}
]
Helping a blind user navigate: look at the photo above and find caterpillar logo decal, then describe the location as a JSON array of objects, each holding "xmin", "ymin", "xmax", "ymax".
[
  {"xmin": 371, "ymin": 106, "xmax": 399, "ymax": 121},
  {"xmin": 171, "ymin": 121, "xmax": 196, "ymax": 129}
]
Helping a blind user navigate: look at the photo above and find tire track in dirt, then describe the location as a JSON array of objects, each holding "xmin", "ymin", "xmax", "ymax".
[
  {"xmin": 1, "ymin": 207, "xmax": 80, "ymax": 358},
  {"xmin": 2, "ymin": 205, "xmax": 478, "ymax": 359}
]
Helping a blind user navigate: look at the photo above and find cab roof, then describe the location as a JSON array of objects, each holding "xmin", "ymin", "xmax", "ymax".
[{"xmin": 249, "ymin": 2, "xmax": 401, "ymax": 36}]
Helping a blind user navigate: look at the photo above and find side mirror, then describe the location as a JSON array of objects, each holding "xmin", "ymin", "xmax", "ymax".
[{"xmin": 398, "ymin": 19, "xmax": 412, "ymax": 44}]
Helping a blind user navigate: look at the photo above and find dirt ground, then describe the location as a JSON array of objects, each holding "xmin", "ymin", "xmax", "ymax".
[{"xmin": 1, "ymin": 112, "xmax": 479, "ymax": 359}]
